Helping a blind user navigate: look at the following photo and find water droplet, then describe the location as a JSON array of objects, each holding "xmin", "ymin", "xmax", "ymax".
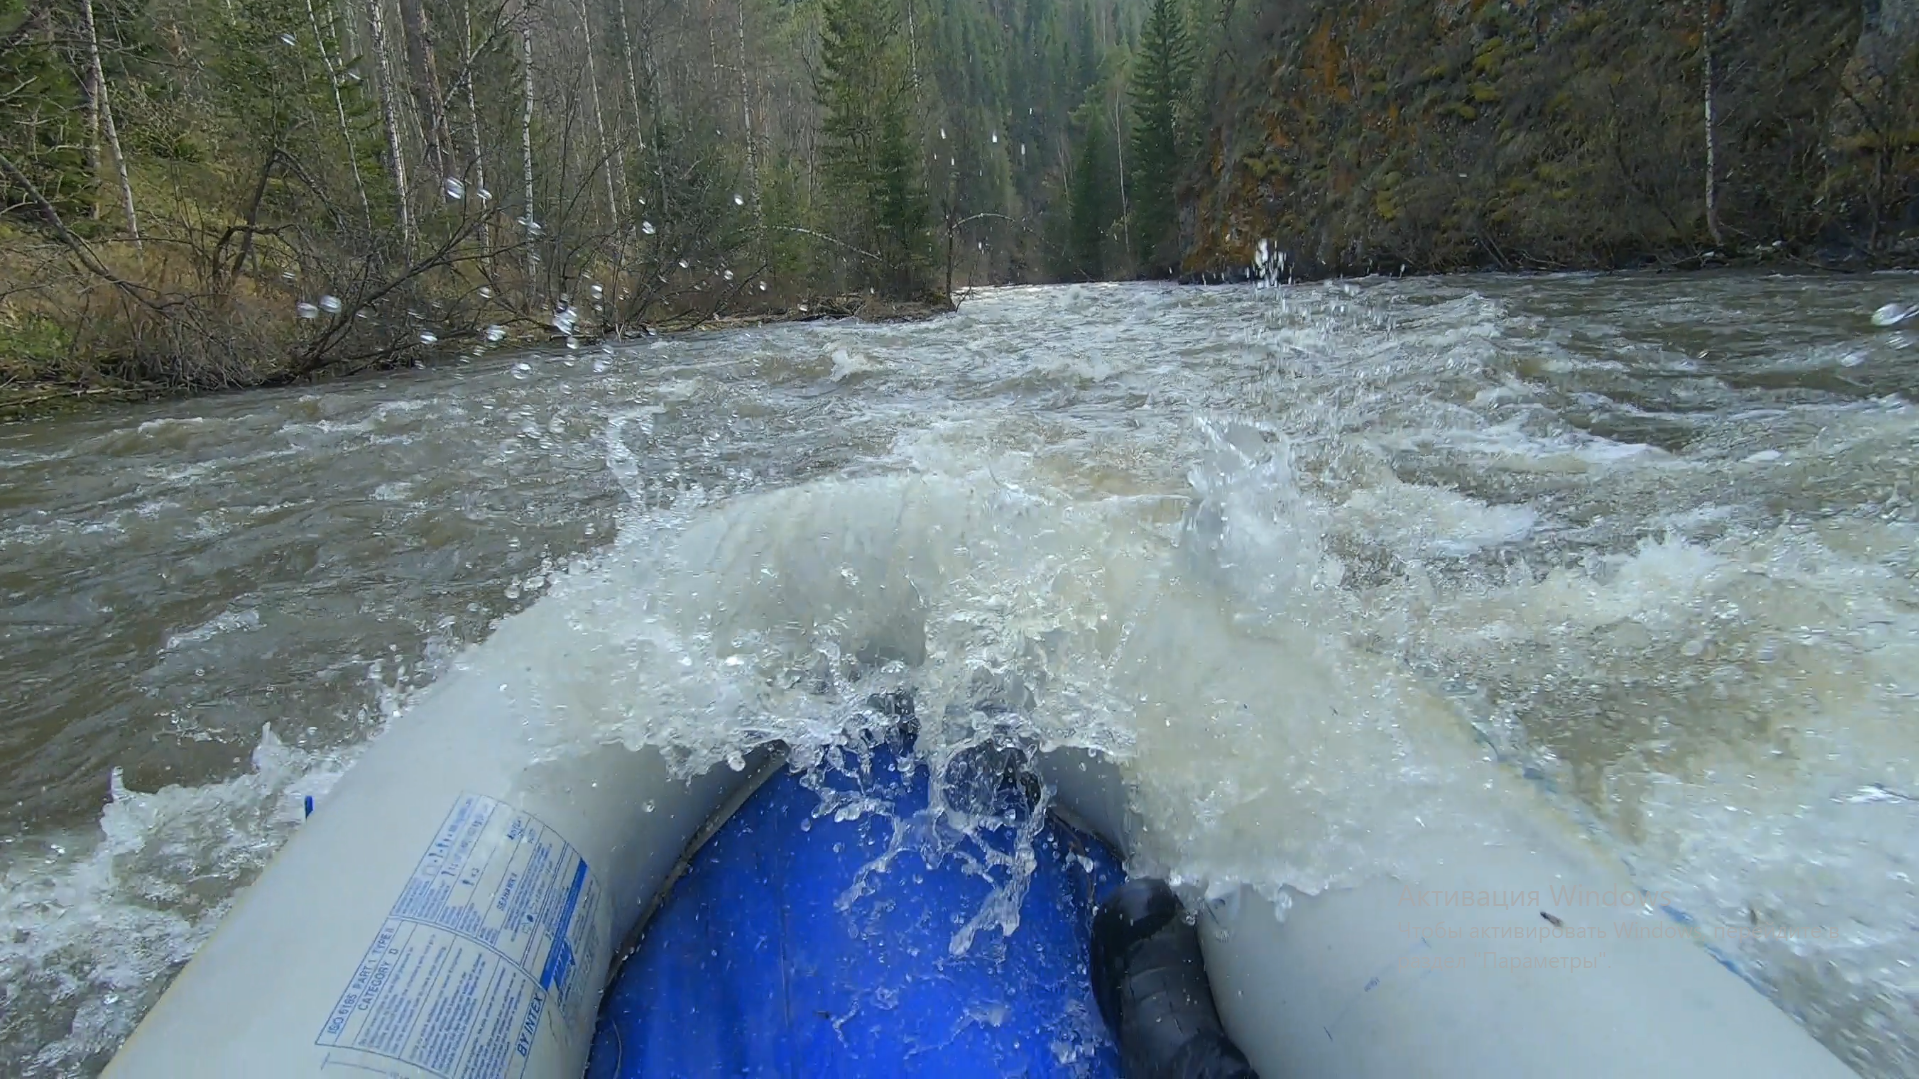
[
  {"xmin": 590, "ymin": 283, "xmax": 604, "ymax": 299},
  {"xmin": 641, "ymin": 220, "xmax": 656, "ymax": 235},
  {"xmin": 723, "ymin": 269, "xmax": 734, "ymax": 281},
  {"xmin": 281, "ymin": 269, "xmax": 298, "ymax": 282},
  {"xmin": 477, "ymin": 187, "xmax": 492, "ymax": 201},
  {"xmin": 758, "ymin": 281, "xmax": 767, "ymax": 291},
  {"xmin": 443, "ymin": 176, "xmax": 464, "ymax": 199},
  {"xmin": 484, "ymin": 324, "xmax": 506, "ymax": 342},
  {"xmin": 733, "ymin": 193, "xmax": 744, "ymax": 206},
  {"xmin": 418, "ymin": 331, "xmax": 438, "ymax": 344},
  {"xmin": 512, "ymin": 362, "xmax": 532, "ymax": 380},
  {"xmin": 990, "ymin": 131, "xmax": 998, "ymax": 143},
  {"xmin": 678, "ymin": 259, "xmax": 689, "ymax": 269},
  {"xmin": 478, "ymin": 286, "xmax": 493, "ymax": 299},
  {"xmin": 553, "ymin": 305, "xmax": 578, "ymax": 335},
  {"xmin": 319, "ymin": 294, "xmax": 342, "ymax": 313},
  {"xmin": 940, "ymin": 127, "xmax": 947, "ymax": 140},
  {"xmin": 295, "ymin": 302, "xmax": 319, "ymax": 319},
  {"xmin": 279, "ymin": 32, "xmax": 296, "ymax": 45}
]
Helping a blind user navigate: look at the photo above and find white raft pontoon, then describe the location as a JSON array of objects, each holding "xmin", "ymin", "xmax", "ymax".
[{"xmin": 103, "ymin": 648, "xmax": 1860, "ymax": 1079}]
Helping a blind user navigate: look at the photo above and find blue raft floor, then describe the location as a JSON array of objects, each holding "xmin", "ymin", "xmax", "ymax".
[{"xmin": 587, "ymin": 747, "xmax": 1126, "ymax": 1077}]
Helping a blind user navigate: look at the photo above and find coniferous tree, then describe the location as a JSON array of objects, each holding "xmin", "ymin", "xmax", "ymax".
[
  {"xmin": 1127, "ymin": 0, "xmax": 1191, "ymax": 275},
  {"xmin": 818, "ymin": 0, "xmax": 931, "ymax": 296},
  {"xmin": 1066, "ymin": 102, "xmax": 1118, "ymax": 279}
]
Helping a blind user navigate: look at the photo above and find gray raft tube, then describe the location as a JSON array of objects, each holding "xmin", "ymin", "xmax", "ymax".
[{"xmin": 104, "ymin": 663, "xmax": 1860, "ymax": 1079}]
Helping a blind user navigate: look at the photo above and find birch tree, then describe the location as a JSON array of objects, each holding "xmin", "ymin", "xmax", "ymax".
[
  {"xmin": 364, "ymin": 0, "xmax": 416, "ymax": 249},
  {"xmin": 79, "ymin": 0, "xmax": 138, "ymax": 247}
]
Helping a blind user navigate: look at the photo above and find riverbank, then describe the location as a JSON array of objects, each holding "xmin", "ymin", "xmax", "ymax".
[
  {"xmin": 0, "ymin": 292, "xmax": 957, "ymax": 423},
  {"xmin": 1174, "ymin": 243, "xmax": 1919, "ymax": 285}
]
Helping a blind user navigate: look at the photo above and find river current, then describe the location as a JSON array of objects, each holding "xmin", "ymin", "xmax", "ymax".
[{"xmin": 2, "ymin": 274, "xmax": 1915, "ymax": 1076}]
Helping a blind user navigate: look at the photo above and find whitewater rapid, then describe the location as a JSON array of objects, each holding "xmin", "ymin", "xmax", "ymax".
[{"xmin": 2, "ymin": 275, "xmax": 1914, "ymax": 1076}]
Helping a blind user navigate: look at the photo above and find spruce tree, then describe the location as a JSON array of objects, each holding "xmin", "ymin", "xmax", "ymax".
[
  {"xmin": 818, "ymin": 0, "xmax": 931, "ymax": 296},
  {"xmin": 1066, "ymin": 102, "xmax": 1118, "ymax": 280},
  {"xmin": 1127, "ymin": 0, "xmax": 1192, "ymax": 276}
]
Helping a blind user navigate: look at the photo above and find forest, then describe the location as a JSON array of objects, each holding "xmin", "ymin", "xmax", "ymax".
[
  {"xmin": 2, "ymin": 0, "xmax": 1916, "ymax": 395},
  {"xmin": 0, "ymin": 0, "xmax": 1155, "ymax": 393}
]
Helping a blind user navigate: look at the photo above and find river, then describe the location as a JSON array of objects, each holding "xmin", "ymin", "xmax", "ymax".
[{"xmin": 2, "ymin": 274, "xmax": 1915, "ymax": 1076}]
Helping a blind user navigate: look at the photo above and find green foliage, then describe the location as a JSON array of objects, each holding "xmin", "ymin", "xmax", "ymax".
[
  {"xmin": 1065, "ymin": 101, "xmax": 1119, "ymax": 279},
  {"xmin": 818, "ymin": 0, "xmax": 931, "ymax": 295},
  {"xmin": 1128, "ymin": 0, "xmax": 1193, "ymax": 274},
  {"xmin": 1, "ymin": 0, "xmax": 93, "ymax": 220}
]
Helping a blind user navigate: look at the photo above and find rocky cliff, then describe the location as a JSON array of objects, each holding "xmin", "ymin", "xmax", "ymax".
[{"xmin": 1185, "ymin": 0, "xmax": 1914, "ymax": 276}]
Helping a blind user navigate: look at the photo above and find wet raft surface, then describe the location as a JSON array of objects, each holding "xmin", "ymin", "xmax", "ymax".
[{"xmin": 590, "ymin": 745, "xmax": 1124, "ymax": 1078}]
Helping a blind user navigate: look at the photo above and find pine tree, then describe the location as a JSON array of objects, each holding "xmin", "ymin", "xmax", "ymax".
[
  {"xmin": 818, "ymin": 0, "xmax": 931, "ymax": 296},
  {"xmin": 1127, "ymin": 0, "xmax": 1192, "ymax": 275}
]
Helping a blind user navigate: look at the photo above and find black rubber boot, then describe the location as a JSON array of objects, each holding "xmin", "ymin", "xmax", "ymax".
[{"xmin": 1091, "ymin": 879, "xmax": 1259, "ymax": 1079}]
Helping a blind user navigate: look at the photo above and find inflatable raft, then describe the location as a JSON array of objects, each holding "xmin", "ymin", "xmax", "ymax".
[{"xmin": 103, "ymin": 655, "xmax": 1862, "ymax": 1078}]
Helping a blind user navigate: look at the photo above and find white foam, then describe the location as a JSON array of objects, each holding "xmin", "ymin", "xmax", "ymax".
[
  {"xmin": 828, "ymin": 347, "xmax": 884, "ymax": 382},
  {"xmin": 1338, "ymin": 481, "xmax": 1537, "ymax": 557},
  {"xmin": 1, "ymin": 728, "xmax": 353, "ymax": 1073},
  {"xmin": 160, "ymin": 608, "xmax": 261, "ymax": 652}
]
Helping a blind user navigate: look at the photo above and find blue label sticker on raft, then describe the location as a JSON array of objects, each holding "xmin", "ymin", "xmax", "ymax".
[{"xmin": 316, "ymin": 794, "xmax": 603, "ymax": 1079}]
